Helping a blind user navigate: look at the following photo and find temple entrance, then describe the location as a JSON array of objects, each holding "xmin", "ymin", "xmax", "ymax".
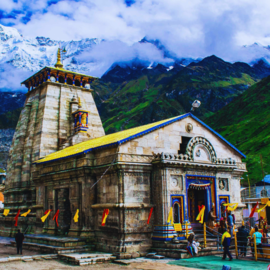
[
  {"xmin": 188, "ymin": 187, "xmax": 209, "ymax": 223},
  {"xmin": 172, "ymin": 196, "xmax": 184, "ymax": 224},
  {"xmin": 55, "ymin": 188, "xmax": 72, "ymax": 235}
]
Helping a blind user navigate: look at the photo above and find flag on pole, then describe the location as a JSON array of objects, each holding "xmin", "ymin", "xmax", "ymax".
[
  {"xmin": 147, "ymin": 207, "xmax": 154, "ymax": 224},
  {"xmin": 3, "ymin": 209, "xmax": 9, "ymax": 216},
  {"xmin": 249, "ymin": 202, "xmax": 259, "ymax": 218},
  {"xmin": 167, "ymin": 207, "xmax": 173, "ymax": 225},
  {"xmin": 101, "ymin": 209, "xmax": 109, "ymax": 226},
  {"xmin": 196, "ymin": 205, "xmax": 205, "ymax": 224},
  {"xmin": 14, "ymin": 210, "xmax": 20, "ymax": 226},
  {"xmin": 73, "ymin": 209, "xmax": 79, "ymax": 223},
  {"xmin": 258, "ymin": 201, "xmax": 270, "ymax": 213},
  {"xmin": 53, "ymin": 210, "xmax": 60, "ymax": 227},
  {"xmin": 223, "ymin": 203, "xmax": 238, "ymax": 211},
  {"xmin": 41, "ymin": 210, "xmax": 51, "ymax": 222},
  {"xmin": 21, "ymin": 209, "xmax": 31, "ymax": 217}
]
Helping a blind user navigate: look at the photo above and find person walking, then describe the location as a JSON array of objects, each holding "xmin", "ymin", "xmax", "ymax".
[
  {"xmin": 237, "ymin": 224, "xmax": 249, "ymax": 257},
  {"xmin": 252, "ymin": 226, "xmax": 264, "ymax": 257},
  {"xmin": 227, "ymin": 211, "xmax": 234, "ymax": 236},
  {"xmin": 15, "ymin": 229, "xmax": 24, "ymax": 255},
  {"xmin": 207, "ymin": 207, "xmax": 216, "ymax": 228},
  {"xmin": 221, "ymin": 228, "xmax": 233, "ymax": 261}
]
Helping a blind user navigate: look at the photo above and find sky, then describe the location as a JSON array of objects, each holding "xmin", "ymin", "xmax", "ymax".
[
  {"xmin": 1, "ymin": 0, "xmax": 270, "ymax": 90},
  {"xmin": 1, "ymin": 0, "xmax": 270, "ymax": 59}
]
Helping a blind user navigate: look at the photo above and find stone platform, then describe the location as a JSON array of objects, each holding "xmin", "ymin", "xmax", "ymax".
[
  {"xmin": 59, "ymin": 252, "xmax": 116, "ymax": 266},
  {"xmin": 10, "ymin": 234, "xmax": 95, "ymax": 254}
]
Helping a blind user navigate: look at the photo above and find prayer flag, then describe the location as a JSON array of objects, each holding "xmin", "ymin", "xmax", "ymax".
[
  {"xmin": 196, "ymin": 205, "xmax": 205, "ymax": 224},
  {"xmin": 101, "ymin": 209, "xmax": 109, "ymax": 226},
  {"xmin": 258, "ymin": 201, "xmax": 270, "ymax": 213},
  {"xmin": 224, "ymin": 203, "xmax": 238, "ymax": 211},
  {"xmin": 73, "ymin": 209, "xmax": 79, "ymax": 223},
  {"xmin": 167, "ymin": 207, "xmax": 173, "ymax": 225},
  {"xmin": 21, "ymin": 209, "xmax": 31, "ymax": 217},
  {"xmin": 41, "ymin": 210, "xmax": 51, "ymax": 222},
  {"xmin": 3, "ymin": 209, "xmax": 9, "ymax": 216},
  {"xmin": 147, "ymin": 207, "xmax": 154, "ymax": 225},
  {"xmin": 14, "ymin": 210, "xmax": 20, "ymax": 226},
  {"xmin": 53, "ymin": 210, "xmax": 60, "ymax": 227},
  {"xmin": 249, "ymin": 202, "xmax": 259, "ymax": 218}
]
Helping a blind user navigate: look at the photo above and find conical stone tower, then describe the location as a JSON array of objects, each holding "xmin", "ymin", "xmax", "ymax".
[{"xmin": 1, "ymin": 49, "xmax": 104, "ymax": 236}]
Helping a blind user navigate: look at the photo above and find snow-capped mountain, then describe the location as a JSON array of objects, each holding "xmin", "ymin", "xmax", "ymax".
[{"xmin": 0, "ymin": 24, "xmax": 102, "ymax": 74}]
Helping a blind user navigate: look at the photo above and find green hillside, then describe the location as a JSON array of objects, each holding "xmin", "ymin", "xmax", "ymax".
[{"xmin": 205, "ymin": 75, "xmax": 270, "ymax": 185}]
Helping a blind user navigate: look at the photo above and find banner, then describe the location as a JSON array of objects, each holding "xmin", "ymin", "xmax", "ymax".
[
  {"xmin": 196, "ymin": 205, "xmax": 205, "ymax": 224},
  {"xmin": 14, "ymin": 210, "xmax": 20, "ymax": 227},
  {"xmin": 3, "ymin": 209, "xmax": 9, "ymax": 216},
  {"xmin": 53, "ymin": 210, "xmax": 59, "ymax": 227},
  {"xmin": 101, "ymin": 209, "xmax": 109, "ymax": 226},
  {"xmin": 73, "ymin": 209, "xmax": 79, "ymax": 223},
  {"xmin": 224, "ymin": 203, "xmax": 238, "ymax": 211},
  {"xmin": 258, "ymin": 201, "xmax": 270, "ymax": 213},
  {"xmin": 147, "ymin": 207, "xmax": 154, "ymax": 225},
  {"xmin": 174, "ymin": 223, "xmax": 182, "ymax": 231},
  {"xmin": 21, "ymin": 209, "xmax": 31, "ymax": 217},
  {"xmin": 41, "ymin": 210, "xmax": 51, "ymax": 222},
  {"xmin": 167, "ymin": 207, "xmax": 173, "ymax": 225},
  {"xmin": 249, "ymin": 202, "xmax": 259, "ymax": 218}
]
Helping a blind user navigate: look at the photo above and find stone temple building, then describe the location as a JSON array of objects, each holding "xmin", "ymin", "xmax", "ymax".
[{"xmin": 1, "ymin": 51, "xmax": 247, "ymax": 254}]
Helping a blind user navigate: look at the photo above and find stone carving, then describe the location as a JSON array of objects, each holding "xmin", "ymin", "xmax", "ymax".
[
  {"xmin": 218, "ymin": 178, "xmax": 229, "ymax": 191},
  {"xmin": 186, "ymin": 136, "xmax": 217, "ymax": 163},
  {"xmin": 170, "ymin": 175, "xmax": 183, "ymax": 190},
  {"xmin": 185, "ymin": 123, "xmax": 193, "ymax": 133}
]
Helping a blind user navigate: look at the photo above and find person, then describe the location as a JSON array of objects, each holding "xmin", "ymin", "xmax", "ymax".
[
  {"xmin": 219, "ymin": 214, "xmax": 227, "ymax": 234},
  {"xmin": 15, "ymin": 229, "xmax": 24, "ymax": 255},
  {"xmin": 208, "ymin": 207, "xmax": 216, "ymax": 228},
  {"xmin": 187, "ymin": 232, "xmax": 201, "ymax": 255},
  {"xmin": 227, "ymin": 211, "xmax": 234, "ymax": 236},
  {"xmin": 252, "ymin": 226, "xmax": 263, "ymax": 256},
  {"xmin": 221, "ymin": 228, "xmax": 233, "ymax": 261},
  {"xmin": 237, "ymin": 225, "xmax": 249, "ymax": 257}
]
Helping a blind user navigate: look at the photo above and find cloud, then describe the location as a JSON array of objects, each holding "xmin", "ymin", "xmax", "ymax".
[
  {"xmin": 1, "ymin": 0, "xmax": 270, "ymax": 64},
  {"xmin": 0, "ymin": 64, "xmax": 32, "ymax": 92}
]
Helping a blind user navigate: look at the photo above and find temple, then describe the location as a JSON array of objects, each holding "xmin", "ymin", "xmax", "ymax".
[{"xmin": 1, "ymin": 49, "xmax": 247, "ymax": 255}]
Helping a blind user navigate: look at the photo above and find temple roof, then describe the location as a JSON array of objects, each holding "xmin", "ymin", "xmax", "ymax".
[{"xmin": 35, "ymin": 113, "xmax": 246, "ymax": 164}]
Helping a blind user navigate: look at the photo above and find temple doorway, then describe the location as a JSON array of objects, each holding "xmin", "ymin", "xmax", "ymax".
[
  {"xmin": 188, "ymin": 188, "xmax": 209, "ymax": 223},
  {"xmin": 55, "ymin": 188, "xmax": 72, "ymax": 235}
]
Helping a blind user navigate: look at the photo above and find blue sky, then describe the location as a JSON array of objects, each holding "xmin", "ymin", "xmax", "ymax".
[{"xmin": 0, "ymin": 0, "xmax": 270, "ymax": 63}]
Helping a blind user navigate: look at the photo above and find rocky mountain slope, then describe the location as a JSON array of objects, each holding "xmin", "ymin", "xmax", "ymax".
[{"xmin": 205, "ymin": 75, "xmax": 270, "ymax": 184}]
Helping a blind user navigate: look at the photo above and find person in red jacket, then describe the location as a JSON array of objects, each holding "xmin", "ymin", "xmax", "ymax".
[{"xmin": 15, "ymin": 229, "xmax": 24, "ymax": 255}]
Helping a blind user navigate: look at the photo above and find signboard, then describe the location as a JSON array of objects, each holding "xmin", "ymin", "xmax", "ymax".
[{"xmin": 174, "ymin": 223, "xmax": 182, "ymax": 232}]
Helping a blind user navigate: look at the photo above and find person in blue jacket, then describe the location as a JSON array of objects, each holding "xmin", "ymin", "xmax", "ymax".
[
  {"xmin": 221, "ymin": 228, "xmax": 233, "ymax": 261},
  {"xmin": 227, "ymin": 211, "xmax": 234, "ymax": 236}
]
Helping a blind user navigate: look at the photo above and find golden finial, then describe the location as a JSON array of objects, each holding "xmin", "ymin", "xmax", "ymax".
[
  {"xmin": 78, "ymin": 97, "xmax": 82, "ymax": 108},
  {"xmin": 55, "ymin": 48, "xmax": 63, "ymax": 69}
]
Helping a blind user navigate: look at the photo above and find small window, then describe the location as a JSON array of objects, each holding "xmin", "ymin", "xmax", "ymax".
[
  {"xmin": 67, "ymin": 78, "xmax": 73, "ymax": 85},
  {"xmin": 75, "ymin": 80, "xmax": 80, "ymax": 87},
  {"xmin": 178, "ymin": 136, "xmax": 192, "ymax": 154},
  {"xmin": 59, "ymin": 76, "xmax": 65, "ymax": 83},
  {"xmin": 261, "ymin": 189, "xmax": 268, "ymax": 197}
]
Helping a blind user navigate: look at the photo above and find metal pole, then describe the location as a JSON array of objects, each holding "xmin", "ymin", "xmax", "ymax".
[
  {"xmin": 204, "ymin": 222, "xmax": 206, "ymax": 248},
  {"xmin": 234, "ymin": 229, "xmax": 238, "ymax": 258},
  {"xmin": 185, "ymin": 221, "xmax": 188, "ymax": 239},
  {"xmin": 260, "ymin": 154, "xmax": 265, "ymax": 191},
  {"xmin": 254, "ymin": 235, "xmax": 257, "ymax": 261},
  {"xmin": 247, "ymin": 174, "xmax": 251, "ymax": 197}
]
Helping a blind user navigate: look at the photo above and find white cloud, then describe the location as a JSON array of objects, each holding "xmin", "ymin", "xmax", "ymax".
[{"xmin": 1, "ymin": 0, "xmax": 270, "ymax": 63}]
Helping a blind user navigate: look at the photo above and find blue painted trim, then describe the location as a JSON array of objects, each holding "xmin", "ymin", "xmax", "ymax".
[
  {"xmin": 36, "ymin": 112, "xmax": 245, "ymax": 164},
  {"xmin": 170, "ymin": 194, "xmax": 185, "ymax": 223},
  {"xmin": 218, "ymin": 195, "xmax": 231, "ymax": 218},
  {"xmin": 189, "ymin": 113, "xmax": 246, "ymax": 158}
]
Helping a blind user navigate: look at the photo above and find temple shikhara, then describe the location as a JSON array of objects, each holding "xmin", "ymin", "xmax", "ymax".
[{"xmin": 0, "ymin": 50, "xmax": 247, "ymax": 256}]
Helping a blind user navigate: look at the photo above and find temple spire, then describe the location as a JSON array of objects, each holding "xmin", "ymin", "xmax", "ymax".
[{"xmin": 55, "ymin": 48, "xmax": 63, "ymax": 69}]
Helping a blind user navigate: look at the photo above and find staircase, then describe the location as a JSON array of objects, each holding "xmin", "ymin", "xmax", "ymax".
[{"xmin": 10, "ymin": 234, "xmax": 95, "ymax": 254}]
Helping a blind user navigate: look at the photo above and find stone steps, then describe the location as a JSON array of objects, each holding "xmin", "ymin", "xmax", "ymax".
[
  {"xmin": 0, "ymin": 254, "xmax": 58, "ymax": 263},
  {"xmin": 58, "ymin": 253, "xmax": 116, "ymax": 266},
  {"xmin": 10, "ymin": 241, "xmax": 95, "ymax": 254}
]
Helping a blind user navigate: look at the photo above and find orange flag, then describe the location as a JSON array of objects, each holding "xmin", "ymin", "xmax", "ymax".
[
  {"xmin": 14, "ymin": 210, "xmax": 20, "ymax": 227},
  {"xmin": 147, "ymin": 207, "xmax": 154, "ymax": 224},
  {"xmin": 53, "ymin": 210, "xmax": 60, "ymax": 227},
  {"xmin": 101, "ymin": 209, "xmax": 109, "ymax": 226},
  {"xmin": 249, "ymin": 202, "xmax": 259, "ymax": 218}
]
